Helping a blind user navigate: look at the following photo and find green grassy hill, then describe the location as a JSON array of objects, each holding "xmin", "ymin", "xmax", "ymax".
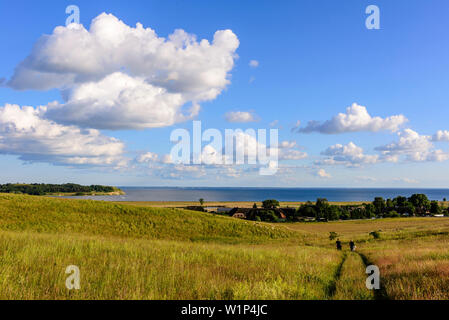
[{"xmin": 0, "ymin": 193, "xmax": 295, "ymax": 244}]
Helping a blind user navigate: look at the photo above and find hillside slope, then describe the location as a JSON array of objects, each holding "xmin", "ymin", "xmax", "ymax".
[{"xmin": 0, "ymin": 194, "xmax": 296, "ymax": 243}]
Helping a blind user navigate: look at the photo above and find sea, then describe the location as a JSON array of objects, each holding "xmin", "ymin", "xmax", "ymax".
[{"xmin": 65, "ymin": 187, "xmax": 449, "ymax": 202}]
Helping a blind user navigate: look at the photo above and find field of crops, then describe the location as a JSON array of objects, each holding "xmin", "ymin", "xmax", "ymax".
[{"xmin": 0, "ymin": 193, "xmax": 448, "ymax": 300}]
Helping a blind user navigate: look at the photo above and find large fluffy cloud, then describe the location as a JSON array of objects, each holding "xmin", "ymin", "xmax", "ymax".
[
  {"xmin": 318, "ymin": 142, "xmax": 379, "ymax": 167},
  {"xmin": 44, "ymin": 72, "xmax": 192, "ymax": 130},
  {"xmin": 375, "ymin": 129, "xmax": 449, "ymax": 162},
  {"xmin": 0, "ymin": 104, "xmax": 126, "ymax": 167},
  {"xmin": 296, "ymin": 103, "xmax": 407, "ymax": 134},
  {"xmin": 8, "ymin": 13, "xmax": 239, "ymax": 130}
]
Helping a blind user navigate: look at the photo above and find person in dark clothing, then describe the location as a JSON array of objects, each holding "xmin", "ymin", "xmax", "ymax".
[
  {"xmin": 336, "ymin": 239, "xmax": 342, "ymax": 250},
  {"xmin": 349, "ymin": 240, "xmax": 356, "ymax": 252}
]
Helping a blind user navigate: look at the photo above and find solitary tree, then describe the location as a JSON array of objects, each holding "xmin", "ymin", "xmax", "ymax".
[
  {"xmin": 253, "ymin": 203, "xmax": 258, "ymax": 209},
  {"xmin": 199, "ymin": 198, "xmax": 204, "ymax": 206}
]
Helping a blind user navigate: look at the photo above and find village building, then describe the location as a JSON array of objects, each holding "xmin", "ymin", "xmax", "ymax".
[{"xmin": 232, "ymin": 212, "xmax": 247, "ymax": 219}]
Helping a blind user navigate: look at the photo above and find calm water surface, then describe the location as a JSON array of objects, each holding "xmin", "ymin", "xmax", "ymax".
[{"xmin": 64, "ymin": 187, "xmax": 449, "ymax": 202}]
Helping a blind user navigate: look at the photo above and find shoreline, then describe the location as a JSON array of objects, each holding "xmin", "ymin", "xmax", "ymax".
[{"xmin": 50, "ymin": 190, "xmax": 126, "ymax": 197}]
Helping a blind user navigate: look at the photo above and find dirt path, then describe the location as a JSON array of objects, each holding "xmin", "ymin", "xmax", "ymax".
[
  {"xmin": 329, "ymin": 251, "xmax": 376, "ymax": 300},
  {"xmin": 327, "ymin": 252, "xmax": 347, "ymax": 298}
]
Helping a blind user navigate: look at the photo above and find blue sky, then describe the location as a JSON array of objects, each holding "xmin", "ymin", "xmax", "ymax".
[{"xmin": 1, "ymin": 0, "xmax": 449, "ymax": 187}]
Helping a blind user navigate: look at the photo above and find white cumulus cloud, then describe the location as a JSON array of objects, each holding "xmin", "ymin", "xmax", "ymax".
[
  {"xmin": 8, "ymin": 13, "xmax": 239, "ymax": 130},
  {"xmin": 0, "ymin": 104, "xmax": 126, "ymax": 167},
  {"xmin": 44, "ymin": 72, "xmax": 192, "ymax": 130},
  {"xmin": 297, "ymin": 103, "xmax": 407, "ymax": 134},
  {"xmin": 318, "ymin": 142, "xmax": 379, "ymax": 167},
  {"xmin": 375, "ymin": 129, "xmax": 449, "ymax": 162}
]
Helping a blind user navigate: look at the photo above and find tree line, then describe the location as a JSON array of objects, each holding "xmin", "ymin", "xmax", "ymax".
[
  {"xmin": 0, "ymin": 183, "xmax": 116, "ymax": 196},
  {"xmin": 293, "ymin": 194, "xmax": 447, "ymax": 221},
  {"xmin": 228, "ymin": 195, "xmax": 448, "ymax": 223}
]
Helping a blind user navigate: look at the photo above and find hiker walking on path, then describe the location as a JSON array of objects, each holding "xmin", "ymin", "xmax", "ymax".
[
  {"xmin": 349, "ymin": 240, "xmax": 356, "ymax": 252},
  {"xmin": 336, "ymin": 239, "xmax": 342, "ymax": 250}
]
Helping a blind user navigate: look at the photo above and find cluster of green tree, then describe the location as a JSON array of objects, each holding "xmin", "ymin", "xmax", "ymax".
[
  {"xmin": 292, "ymin": 194, "xmax": 448, "ymax": 221},
  {"xmin": 236, "ymin": 200, "xmax": 285, "ymax": 222},
  {"xmin": 253, "ymin": 210, "xmax": 280, "ymax": 222},
  {"xmin": 295, "ymin": 199, "xmax": 348, "ymax": 221},
  {"xmin": 373, "ymin": 194, "xmax": 445, "ymax": 216},
  {"xmin": 261, "ymin": 199, "xmax": 280, "ymax": 209},
  {"xmin": 203, "ymin": 195, "xmax": 447, "ymax": 223},
  {"xmin": 257, "ymin": 200, "xmax": 287, "ymax": 222},
  {"xmin": 0, "ymin": 183, "xmax": 117, "ymax": 196}
]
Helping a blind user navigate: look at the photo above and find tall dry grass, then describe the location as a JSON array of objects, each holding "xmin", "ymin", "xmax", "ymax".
[
  {"xmin": 362, "ymin": 236, "xmax": 449, "ymax": 299},
  {"xmin": 0, "ymin": 231, "xmax": 341, "ymax": 300}
]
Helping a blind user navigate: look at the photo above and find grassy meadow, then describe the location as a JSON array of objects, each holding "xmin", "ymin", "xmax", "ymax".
[
  {"xmin": 362, "ymin": 236, "xmax": 449, "ymax": 299},
  {"xmin": 0, "ymin": 193, "xmax": 448, "ymax": 299}
]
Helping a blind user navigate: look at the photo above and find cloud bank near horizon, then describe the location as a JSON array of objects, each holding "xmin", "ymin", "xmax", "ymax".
[{"xmin": 0, "ymin": 104, "xmax": 127, "ymax": 167}]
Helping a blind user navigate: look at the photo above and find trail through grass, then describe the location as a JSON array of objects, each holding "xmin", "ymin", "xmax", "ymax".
[{"xmin": 332, "ymin": 252, "xmax": 375, "ymax": 300}]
